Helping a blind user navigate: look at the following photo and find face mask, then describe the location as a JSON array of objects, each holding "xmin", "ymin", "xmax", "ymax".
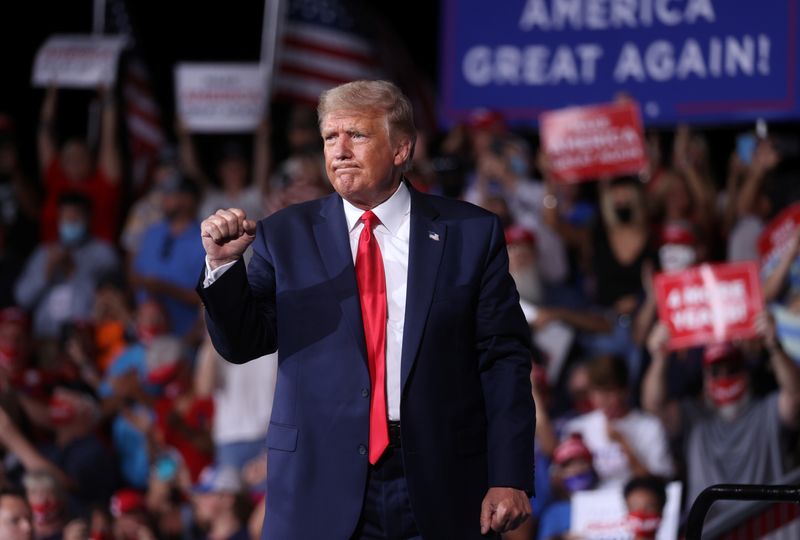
[
  {"xmin": 58, "ymin": 221, "xmax": 87, "ymax": 247},
  {"xmin": 563, "ymin": 470, "xmax": 596, "ymax": 493},
  {"xmin": 614, "ymin": 205, "xmax": 634, "ymax": 224},
  {"xmin": 708, "ymin": 373, "xmax": 748, "ymax": 407},
  {"xmin": 48, "ymin": 396, "xmax": 77, "ymax": 425},
  {"xmin": 626, "ymin": 510, "xmax": 662, "ymax": 538},
  {"xmin": 659, "ymin": 244, "xmax": 696, "ymax": 272},
  {"xmin": 30, "ymin": 499, "xmax": 62, "ymax": 526}
]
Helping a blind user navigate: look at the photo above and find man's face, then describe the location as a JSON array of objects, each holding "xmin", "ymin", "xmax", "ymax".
[
  {"xmin": 0, "ymin": 496, "xmax": 33, "ymax": 540},
  {"xmin": 321, "ymin": 109, "xmax": 410, "ymax": 209}
]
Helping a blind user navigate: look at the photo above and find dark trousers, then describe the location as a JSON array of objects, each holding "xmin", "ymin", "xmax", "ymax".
[{"xmin": 351, "ymin": 444, "xmax": 422, "ymax": 540}]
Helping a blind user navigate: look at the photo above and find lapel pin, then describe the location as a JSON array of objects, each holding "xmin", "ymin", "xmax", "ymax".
[{"xmin": 428, "ymin": 232, "xmax": 439, "ymax": 241}]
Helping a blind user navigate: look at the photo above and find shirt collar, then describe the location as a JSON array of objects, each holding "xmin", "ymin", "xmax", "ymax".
[{"xmin": 342, "ymin": 181, "xmax": 411, "ymax": 236}]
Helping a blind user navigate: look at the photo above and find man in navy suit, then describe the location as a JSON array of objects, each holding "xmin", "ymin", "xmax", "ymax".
[{"xmin": 198, "ymin": 80, "xmax": 534, "ymax": 539}]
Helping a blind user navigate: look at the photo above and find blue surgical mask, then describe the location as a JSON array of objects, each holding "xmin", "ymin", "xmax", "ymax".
[
  {"xmin": 563, "ymin": 470, "xmax": 597, "ymax": 493},
  {"xmin": 59, "ymin": 221, "xmax": 87, "ymax": 246}
]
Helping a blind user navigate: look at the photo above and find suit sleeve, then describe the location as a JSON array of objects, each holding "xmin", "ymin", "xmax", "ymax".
[
  {"xmin": 476, "ymin": 215, "xmax": 536, "ymax": 494},
  {"xmin": 197, "ymin": 220, "xmax": 278, "ymax": 363}
]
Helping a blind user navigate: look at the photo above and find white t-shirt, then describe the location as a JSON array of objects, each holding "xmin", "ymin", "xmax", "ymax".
[
  {"xmin": 564, "ymin": 409, "xmax": 675, "ymax": 488},
  {"xmin": 212, "ymin": 351, "xmax": 278, "ymax": 444}
]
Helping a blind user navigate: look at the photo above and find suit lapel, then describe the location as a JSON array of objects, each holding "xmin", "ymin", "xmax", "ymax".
[
  {"xmin": 401, "ymin": 186, "xmax": 445, "ymax": 392},
  {"xmin": 314, "ymin": 193, "xmax": 367, "ymax": 363}
]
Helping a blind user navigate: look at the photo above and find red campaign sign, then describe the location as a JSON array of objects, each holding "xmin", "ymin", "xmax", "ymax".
[
  {"xmin": 539, "ymin": 101, "xmax": 648, "ymax": 184},
  {"xmin": 757, "ymin": 202, "xmax": 800, "ymax": 266},
  {"xmin": 654, "ymin": 262, "xmax": 764, "ymax": 350}
]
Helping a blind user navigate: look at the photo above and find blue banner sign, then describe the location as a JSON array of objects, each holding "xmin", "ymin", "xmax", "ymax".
[{"xmin": 440, "ymin": 0, "xmax": 799, "ymax": 126}]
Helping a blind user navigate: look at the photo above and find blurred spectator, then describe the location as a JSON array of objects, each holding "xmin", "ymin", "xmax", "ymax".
[
  {"xmin": 266, "ymin": 149, "xmax": 332, "ymax": 214},
  {"xmin": 14, "ymin": 193, "xmax": 119, "ymax": 342},
  {"xmin": 643, "ymin": 317, "xmax": 800, "ymax": 513},
  {"xmin": 728, "ymin": 137, "xmax": 780, "ymax": 262},
  {"xmin": 0, "ymin": 114, "xmax": 39, "ymax": 256},
  {"xmin": 762, "ymin": 227, "xmax": 800, "ymax": 309},
  {"xmin": 563, "ymin": 355, "xmax": 674, "ymax": 488},
  {"xmin": 536, "ymin": 434, "xmax": 598, "ymax": 540},
  {"xmin": 0, "ymin": 381, "xmax": 119, "ymax": 516},
  {"xmin": 0, "ymin": 487, "xmax": 33, "ymax": 540},
  {"xmin": 109, "ymin": 488, "xmax": 156, "ymax": 540},
  {"xmin": 22, "ymin": 469, "xmax": 67, "ymax": 540},
  {"xmin": 195, "ymin": 334, "xmax": 275, "ymax": 473},
  {"xmin": 130, "ymin": 175, "xmax": 205, "ymax": 341},
  {"xmin": 623, "ymin": 475, "xmax": 668, "ymax": 540},
  {"xmin": 37, "ymin": 87, "xmax": 121, "ymax": 244},
  {"xmin": 190, "ymin": 465, "xmax": 249, "ymax": 540},
  {"xmin": 145, "ymin": 448, "xmax": 190, "ymax": 540},
  {"xmin": 120, "ymin": 149, "xmax": 182, "ymax": 256},
  {"xmin": 177, "ymin": 118, "xmax": 270, "ymax": 223}
]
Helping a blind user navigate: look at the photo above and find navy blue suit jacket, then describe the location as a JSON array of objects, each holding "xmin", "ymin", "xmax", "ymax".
[{"xmin": 198, "ymin": 184, "xmax": 535, "ymax": 539}]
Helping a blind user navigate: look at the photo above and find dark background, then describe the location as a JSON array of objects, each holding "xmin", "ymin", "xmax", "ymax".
[{"xmin": 0, "ymin": 0, "xmax": 440, "ymax": 172}]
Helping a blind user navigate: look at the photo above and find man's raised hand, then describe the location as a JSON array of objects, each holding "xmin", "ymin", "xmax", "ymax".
[{"xmin": 201, "ymin": 208, "xmax": 257, "ymax": 269}]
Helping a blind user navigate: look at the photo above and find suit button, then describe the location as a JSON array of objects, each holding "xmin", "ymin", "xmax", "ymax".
[
  {"xmin": 358, "ymin": 444, "xmax": 367, "ymax": 456},
  {"xmin": 361, "ymin": 388, "xmax": 369, "ymax": 398}
]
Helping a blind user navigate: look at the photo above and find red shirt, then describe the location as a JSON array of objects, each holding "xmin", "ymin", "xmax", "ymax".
[
  {"xmin": 154, "ymin": 393, "xmax": 214, "ymax": 481},
  {"xmin": 42, "ymin": 158, "xmax": 121, "ymax": 244}
]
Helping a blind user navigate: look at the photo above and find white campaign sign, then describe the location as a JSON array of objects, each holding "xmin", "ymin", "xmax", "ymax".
[
  {"xmin": 32, "ymin": 35, "xmax": 127, "ymax": 88},
  {"xmin": 175, "ymin": 63, "xmax": 267, "ymax": 133},
  {"xmin": 571, "ymin": 482, "xmax": 682, "ymax": 540}
]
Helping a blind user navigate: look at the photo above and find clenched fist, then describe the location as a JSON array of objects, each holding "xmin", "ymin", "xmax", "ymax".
[{"xmin": 201, "ymin": 208, "xmax": 257, "ymax": 269}]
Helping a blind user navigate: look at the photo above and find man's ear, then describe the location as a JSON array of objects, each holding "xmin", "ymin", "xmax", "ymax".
[{"xmin": 393, "ymin": 137, "xmax": 414, "ymax": 168}]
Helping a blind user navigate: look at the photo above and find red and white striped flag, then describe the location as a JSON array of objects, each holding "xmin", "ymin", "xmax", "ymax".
[
  {"xmin": 273, "ymin": 0, "xmax": 381, "ymax": 105},
  {"xmin": 107, "ymin": 0, "xmax": 165, "ymax": 194}
]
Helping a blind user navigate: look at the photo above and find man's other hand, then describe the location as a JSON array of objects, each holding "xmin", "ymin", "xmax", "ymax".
[
  {"xmin": 201, "ymin": 208, "xmax": 257, "ymax": 269},
  {"xmin": 480, "ymin": 487, "xmax": 531, "ymax": 535}
]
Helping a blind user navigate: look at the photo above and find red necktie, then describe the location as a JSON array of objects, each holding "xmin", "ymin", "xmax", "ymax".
[{"xmin": 355, "ymin": 210, "xmax": 389, "ymax": 464}]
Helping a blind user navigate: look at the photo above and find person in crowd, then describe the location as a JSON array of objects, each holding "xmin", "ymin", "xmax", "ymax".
[
  {"xmin": 727, "ymin": 137, "xmax": 780, "ymax": 262},
  {"xmin": 14, "ymin": 192, "xmax": 120, "ymax": 344},
  {"xmin": 22, "ymin": 469, "xmax": 67, "ymax": 540},
  {"xmin": 0, "ymin": 487, "xmax": 34, "ymax": 540},
  {"xmin": 580, "ymin": 177, "xmax": 658, "ymax": 385},
  {"xmin": 190, "ymin": 465, "xmax": 250, "ymax": 540},
  {"xmin": 176, "ymin": 119, "xmax": 270, "ymax": 223},
  {"xmin": 130, "ymin": 174, "xmax": 205, "ymax": 342},
  {"xmin": 37, "ymin": 86, "xmax": 122, "ymax": 244},
  {"xmin": 563, "ymin": 355, "xmax": 674, "ymax": 488},
  {"xmin": 265, "ymin": 149, "xmax": 332, "ymax": 214},
  {"xmin": 0, "ymin": 381, "xmax": 119, "ymax": 515},
  {"xmin": 194, "ymin": 332, "xmax": 276, "ymax": 473},
  {"xmin": 623, "ymin": 475, "xmax": 668, "ymax": 540},
  {"xmin": 0, "ymin": 114, "xmax": 39, "ymax": 256},
  {"xmin": 536, "ymin": 433, "xmax": 599, "ymax": 540},
  {"xmin": 0, "ymin": 220, "xmax": 25, "ymax": 309},
  {"xmin": 643, "ymin": 317, "xmax": 800, "ymax": 512},
  {"xmin": 199, "ymin": 80, "xmax": 534, "ymax": 538}
]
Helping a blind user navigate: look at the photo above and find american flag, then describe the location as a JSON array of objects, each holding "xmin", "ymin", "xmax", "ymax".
[
  {"xmin": 108, "ymin": 0, "xmax": 165, "ymax": 194},
  {"xmin": 273, "ymin": 0, "xmax": 381, "ymax": 105}
]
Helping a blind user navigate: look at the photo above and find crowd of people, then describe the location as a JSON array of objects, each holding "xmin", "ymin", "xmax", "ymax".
[{"xmin": 0, "ymin": 79, "xmax": 798, "ymax": 540}]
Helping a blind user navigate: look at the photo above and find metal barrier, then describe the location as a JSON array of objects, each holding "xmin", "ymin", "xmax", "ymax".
[{"xmin": 686, "ymin": 484, "xmax": 800, "ymax": 540}]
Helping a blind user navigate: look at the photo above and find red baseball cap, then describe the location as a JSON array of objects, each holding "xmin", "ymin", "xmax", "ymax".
[
  {"xmin": 553, "ymin": 434, "xmax": 593, "ymax": 466},
  {"xmin": 504, "ymin": 225, "xmax": 536, "ymax": 248},
  {"xmin": 109, "ymin": 489, "xmax": 145, "ymax": 518}
]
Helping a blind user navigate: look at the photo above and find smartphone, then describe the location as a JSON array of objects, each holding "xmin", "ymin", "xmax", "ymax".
[{"xmin": 736, "ymin": 133, "xmax": 757, "ymax": 164}]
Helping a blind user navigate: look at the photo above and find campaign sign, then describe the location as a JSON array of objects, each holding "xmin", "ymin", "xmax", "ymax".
[
  {"xmin": 175, "ymin": 63, "xmax": 267, "ymax": 133},
  {"xmin": 32, "ymin": 35, "xmax": 127, "ymax": 88},
  {"xmin": 440, "ymin": 0, "xmax": 800, "ymax": 126},
  {"xmin": 571, "ymin": 482, "xmax": 682, "ymax": 540},
  {"xmin": 654, "ymin": 262, "xmax": 764, "ymax": 349},
  {"xmin": 758, "ymin": 202, "xmax": 800, "ymax": 267},
  {"xmin": 539, "ymin": 101, "xmax": 647, "ymax": 183}
]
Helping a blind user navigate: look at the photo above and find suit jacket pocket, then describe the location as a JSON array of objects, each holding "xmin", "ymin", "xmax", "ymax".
[
  {"xmin": 456, "ymin": 425, "xmax": 487, "ymax": 456},
  {"xmin": 266, "ymin": 422, "xmax": 298, "ymax": 452}
]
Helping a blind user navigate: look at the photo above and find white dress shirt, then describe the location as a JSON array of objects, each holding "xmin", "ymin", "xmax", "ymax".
[{"xmin": 204, "ymin": 182, "xmax": 411, "ymax": 420}]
